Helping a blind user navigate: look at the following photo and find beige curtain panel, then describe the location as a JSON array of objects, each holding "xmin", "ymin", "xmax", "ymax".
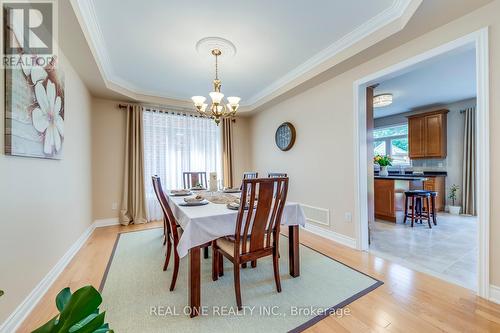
[
  {"xmin": 222, "ymin": 118, "xmax": 234, "ymax": 188},
  {"xmin": 462, "ymin": 107, "xmax": 476, "ymax": 216},
  {"xmin": 120, "ymin": 105, "xmax": 148, "ymax": 225}
]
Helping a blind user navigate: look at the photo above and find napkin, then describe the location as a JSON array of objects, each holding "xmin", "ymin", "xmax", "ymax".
[{"xmin": 184, "ymin": 195, "xmax": 204, "ymax": 203}]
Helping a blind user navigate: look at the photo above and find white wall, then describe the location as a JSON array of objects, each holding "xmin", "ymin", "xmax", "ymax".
[{"xmin": 0, "ymin": 52, "xmax": 93, "ymax": 324}]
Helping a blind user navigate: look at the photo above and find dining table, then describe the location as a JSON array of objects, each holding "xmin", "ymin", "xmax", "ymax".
[{"xmin": 166, "ymin": 190, "xmax": 307, "ymax": 317}]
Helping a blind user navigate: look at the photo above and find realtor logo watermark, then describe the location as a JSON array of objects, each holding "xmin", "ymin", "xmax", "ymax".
[{"xmin": 2, "ymin": 0, "xmax": 57, "ymax": 68}]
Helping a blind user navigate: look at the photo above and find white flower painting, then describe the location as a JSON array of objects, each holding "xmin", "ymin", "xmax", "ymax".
[{"xmin": 5, "ymin": 56, "xmax": 65, "ymax": 159}]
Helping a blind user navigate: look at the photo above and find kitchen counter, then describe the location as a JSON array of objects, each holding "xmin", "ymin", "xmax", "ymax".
[{"xmin": 374, "ymin": 175, "xmax": 428, "ymax": 181}]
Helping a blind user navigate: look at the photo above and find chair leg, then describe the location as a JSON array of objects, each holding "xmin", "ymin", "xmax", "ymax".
[
  {"xmin": 272, "ymin": 250, "xmax": 282, "ymax": 293},
  {"xmin": 169, "ymin": 253, "xmax": 180, "ymax": 291},
  {"xmin": 218, "ymin": 253, "xmax": 224, "ymax": 276},
  {"xmin": 163, "ymin": 238, "xmax": 172, "ymax": 271},
  {"xmin": 163, "ymin": 218, "xmax": 167, "ymax": 246},
  {"xmin": 403, "ymin": 195, "xmax": 408, "ymax": 224},
  {"xmin": 432, "ymin": 196, "xmax": 437, "ymax": 225},
  {"xmin": 426, "ymin": 197, "xmax": 432, "ymax": 229},
  {"xmin": 233, "ymin": 262, "xmax": 242, "ymax": 310},
  {"xmin": 203, "ymin": 246, "xmax": 209, "ymax": 259},
  {"xmin": 212, "ymin": 244, "xmax": 218, "ymax": 281},
  {"xmin": 251, "ymin": 260, "xmax": 257, "ymax": 268},
  {"xmin": 411, "ymin": 197, "xmax": 415, "ymax": 228}
]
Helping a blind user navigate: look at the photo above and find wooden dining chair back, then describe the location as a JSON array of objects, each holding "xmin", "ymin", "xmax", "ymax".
[
  {"xmin": 183, "ymin": 172, "xmax": 207, "ymax": 189},
  {"xmin": 151, "ymin": 175, "xmax": 182, "ymax": 291},
  {"xmin": 268, "ymin": 172, "xmax": 287, "ymax": 178},
  {"xmin": 240, "ymin": 172, "xmax": 258, "ymax": 190},
  {"xmin": 212, "ymin": 177, "xmax": 289, "ymax": 309},
  {"xmin": 243, "ymin": 172, "xmax": 258, "ymax": 179}
]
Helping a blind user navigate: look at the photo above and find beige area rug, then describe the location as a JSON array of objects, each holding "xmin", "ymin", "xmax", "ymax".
[{"xmin": 100, "ymin": 228, "xmax": 382, "ymax": 332}]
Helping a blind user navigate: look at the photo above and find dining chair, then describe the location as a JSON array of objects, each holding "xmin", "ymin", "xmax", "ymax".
[
  {"xmin": 243, "ymin": 172, "xmax": 258, "ymax": 179},
  {"xmin": 151, "ymin": 176, "xmax": 168, "ymax": 245},
  {"xmin": 183, "ymin": 171, "xmax": 208, "ymax": 189},
  {"xmin": 152, "ymin": 176, "xmax": 182, "ymax": 291},
  {"xmin": 268, "ymin": 172, "xmax": 287, "ymax": 178},
  {"xmin": 239, "ymin": 172, "xmax": 258, "ymax": 192},
  {"xmin": 211, "ymin": 177, "xmax": 289, "ymax": 310}
]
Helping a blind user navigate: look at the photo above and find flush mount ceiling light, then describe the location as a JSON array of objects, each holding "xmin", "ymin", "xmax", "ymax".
[
  {"xmin": 373, "ymin": 93, "xmax": 393, "ymax": 108},
  {"xmin": 191, "ymin": 37, "xmax": 239, "ymax": 125}
]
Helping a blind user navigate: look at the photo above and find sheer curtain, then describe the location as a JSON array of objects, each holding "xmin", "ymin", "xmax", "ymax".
[{"xmin": 143, "ymin": 109, "xmax": 222, "ymax": 221}]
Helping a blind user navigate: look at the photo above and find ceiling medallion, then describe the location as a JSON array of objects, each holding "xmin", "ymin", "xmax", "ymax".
[{"xmin": 191, "ymin": 38, "xmax": 240, "ymax": 125}]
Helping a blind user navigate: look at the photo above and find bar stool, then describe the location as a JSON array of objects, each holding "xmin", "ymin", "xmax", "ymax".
[
  {"xmin": 413, "ymin": 190, "xmax": 438, "ymax": 226},
  {"xmin": 404, "ymin": 191, "xmax": 433, "ymax": 228}
]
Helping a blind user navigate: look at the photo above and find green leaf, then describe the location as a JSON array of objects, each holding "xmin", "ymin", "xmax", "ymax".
[
  {"xmin": 0, "ymin": 290, "xmax": 4, "ymax": 297},
  {"xmin": 68, "ymin": 312, "xmax": 105, "ymax": 333},
  {"xmin": 57, "ymin": 286, "xmax": 103, "ymax": 332},
  {"xmin": 31, "ymin": 315, "xmax": 58, "ymax": 333},
  {"xmin": 92, "ymin": 323, "xmax": 109, "ymax": 333},
  {"xmin": 32, "ymin": 285, "xmax": 112, "ymax": 333},
  {"xmin": 56, "ymin": 288, "xmax": 72, "ymax": 312}
]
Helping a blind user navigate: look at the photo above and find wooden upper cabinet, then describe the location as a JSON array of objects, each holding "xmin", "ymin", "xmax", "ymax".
[
  {"xmin": 408, "ymin": 116, "xmax": 426, "ymax": 158},
  {"xmin": 408, "ymin": 110, "xmax": 448, "ymax": 159}
]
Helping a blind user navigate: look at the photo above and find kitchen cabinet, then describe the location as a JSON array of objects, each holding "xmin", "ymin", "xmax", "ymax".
[
  {"xmin": 408, "ymin": 110, "xmax": 448, "ymax": 159},
  {"xmin": 374, "ymin": 179, "xmax": 395, "ymax": 222}
]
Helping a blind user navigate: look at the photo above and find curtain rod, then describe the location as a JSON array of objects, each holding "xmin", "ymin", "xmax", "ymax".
[{"xmin": 117, "ymin": 103, "xmax": 236, "ymax": 122}]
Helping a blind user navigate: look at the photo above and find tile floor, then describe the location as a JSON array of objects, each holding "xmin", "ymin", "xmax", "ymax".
[{"xmin": 369, "ymin": 213, "xmax": 477, "ymax": 290}]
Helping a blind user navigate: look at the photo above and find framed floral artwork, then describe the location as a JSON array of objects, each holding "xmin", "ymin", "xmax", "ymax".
[{"xmin": 4, "ymin": 55, "xmax": 65, "ymax": 159}]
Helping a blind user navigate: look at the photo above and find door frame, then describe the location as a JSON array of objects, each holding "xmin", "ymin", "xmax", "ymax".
[{"xmin": 353, "ymin": 28, "xmax": 490, "ymax": 298}]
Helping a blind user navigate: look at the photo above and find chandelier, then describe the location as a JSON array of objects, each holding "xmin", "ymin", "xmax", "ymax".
[
  {"xmin": 373, "ymin": 93, "xmax": 393, "ymax": 108},
  {"xmin": 191, "ymin": 48, "xmax": 240, "ymax": 125}
]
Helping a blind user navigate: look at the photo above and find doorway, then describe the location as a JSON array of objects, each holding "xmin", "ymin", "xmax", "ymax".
[{"xmin": 353, "ymin": 28, "xmax": 490, "ymax": 297}]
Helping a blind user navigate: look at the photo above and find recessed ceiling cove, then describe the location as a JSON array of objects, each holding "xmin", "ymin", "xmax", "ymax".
[{"xmin": 71, "ymin": 0, "xmax": 421, "ymax": 110}]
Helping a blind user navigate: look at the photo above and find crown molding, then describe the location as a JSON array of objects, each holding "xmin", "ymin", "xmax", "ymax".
[{"xmin": 70, "ymin": 0, "xmax": 421, "ymax": 112}]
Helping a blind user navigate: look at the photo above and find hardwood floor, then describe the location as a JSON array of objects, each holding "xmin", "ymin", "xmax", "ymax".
[{"xmin": 19, "ymin": 222, "xmax": 500, "ymax": 332}]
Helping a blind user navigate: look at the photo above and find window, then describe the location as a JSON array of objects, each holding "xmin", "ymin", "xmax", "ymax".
[
  {"xmin": 143, "ymin": 110, "xmax": 222, "ymax": 220},
  {"xmin": 373, "ymin": 124, "xmax": 410, "ymax": 166}
]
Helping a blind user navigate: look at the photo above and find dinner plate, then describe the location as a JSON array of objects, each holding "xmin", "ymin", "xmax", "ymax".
[
  {"xmin": 179, "ymin": 200, "xmax": 209, "ymax": 206},
  {"xmin": 169, "ymin": 191, "xmax": 193, "ymax": 196}
]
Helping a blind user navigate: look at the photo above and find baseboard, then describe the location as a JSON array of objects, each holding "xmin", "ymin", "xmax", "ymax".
[
  {"xmin": 94, "ymin": 217, "xmax": 120, "ymax": 228},
  {"xmin": 0, "ymin": 222, "xmax": 97, "ymax": 333},
  {"xmin": 303, "ymin": 223, "xmax": 357, "ymax": 249},
  {"xmin": 489, "ymin": 285, "xmax": 500, "ymax": 304}
]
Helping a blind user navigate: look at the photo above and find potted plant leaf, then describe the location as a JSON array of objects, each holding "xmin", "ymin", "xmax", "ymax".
[
  {"xmin": 32, "ymin": 285, "xmax": 113, "ymax": 333},
  {"xmin": 448, "ymin": 184, "xmax": 461, "ymax": 215}
]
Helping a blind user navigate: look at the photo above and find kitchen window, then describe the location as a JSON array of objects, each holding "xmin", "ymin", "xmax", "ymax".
[{"xmin": 373, "ymin": 124, "xmax": 410, "ymax": 166}]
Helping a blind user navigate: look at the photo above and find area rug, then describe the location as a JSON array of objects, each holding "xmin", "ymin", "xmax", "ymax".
[{"xmin": 100, "ymin": 228, "xmax": 382, "ymax": 332}]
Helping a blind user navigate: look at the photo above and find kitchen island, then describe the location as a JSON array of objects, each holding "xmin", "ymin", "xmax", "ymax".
[{"xmin": 374, "ymin": 175, "xmax": 428, "ymax": 222}]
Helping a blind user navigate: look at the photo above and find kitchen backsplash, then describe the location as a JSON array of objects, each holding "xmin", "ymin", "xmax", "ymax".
[{"xmin": 410, "ymin": 158, "xmax": 448, "ymax": 171}]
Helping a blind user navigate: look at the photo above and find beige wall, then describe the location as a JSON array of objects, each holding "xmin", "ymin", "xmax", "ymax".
[
  {"xmin": 250, "ymin": 0, "xmax": 500, "ymax": 284},
  {"xmin": 0, "ymin": 53, "xmax": 93, "ymax": 323},
  {"xmin": 91, "ymin": 99, "xmax": 126, "ymax": 220},
  {"xmin": 231, "ymin": 117, "xmax": 252, "ymax": 183}
]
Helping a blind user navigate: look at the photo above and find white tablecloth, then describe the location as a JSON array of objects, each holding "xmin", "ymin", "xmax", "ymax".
[{"xmin": 167, "ymin": 193, "xmax": 306, "ymax": 258}]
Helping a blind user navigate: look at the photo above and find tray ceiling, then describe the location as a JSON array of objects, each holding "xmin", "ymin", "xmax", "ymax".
[{"xmin": 71, "ymin": 0, "xmax": 421, "ymax": 110}]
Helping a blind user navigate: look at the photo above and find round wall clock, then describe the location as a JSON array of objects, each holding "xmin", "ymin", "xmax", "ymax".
[{"xmin": 275, "ymin": 122, "xmax": 296, "ymax": 151}]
